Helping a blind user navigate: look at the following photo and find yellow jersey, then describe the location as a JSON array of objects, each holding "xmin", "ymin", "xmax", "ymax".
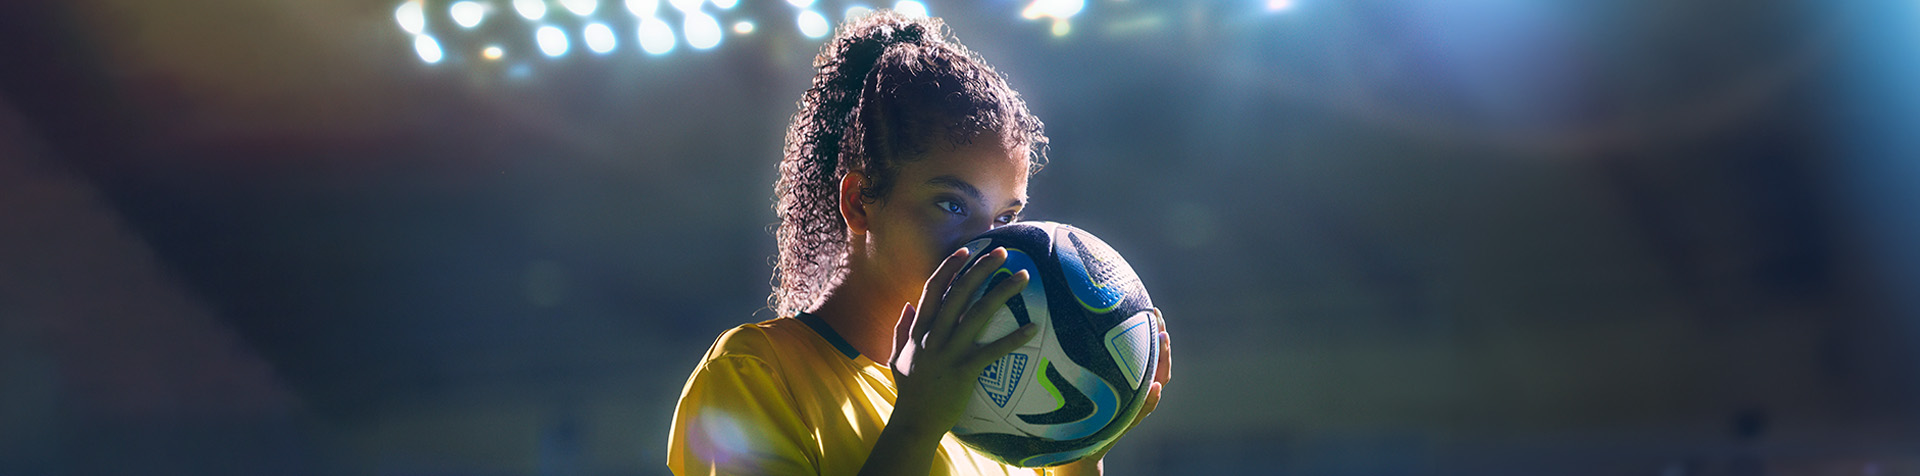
[{"xmin": 668, "ymin": 312, "xmax": 1047, "ymax": 476}]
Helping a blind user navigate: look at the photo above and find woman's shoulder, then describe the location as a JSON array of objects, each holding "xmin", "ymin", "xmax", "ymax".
[{"xmin": 698, "ymin": 316, "xmax": 809, "ymax": 363}]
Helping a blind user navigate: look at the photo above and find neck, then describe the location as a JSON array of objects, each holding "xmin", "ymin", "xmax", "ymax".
[{"xmin": 807, "ymin": 266, "xmax": 911, "ymax": 365}]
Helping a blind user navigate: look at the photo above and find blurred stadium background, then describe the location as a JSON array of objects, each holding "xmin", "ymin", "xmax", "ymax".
[{"xmin": 3, "ymin": 0, "xmax": 1920, "ymax": 474}]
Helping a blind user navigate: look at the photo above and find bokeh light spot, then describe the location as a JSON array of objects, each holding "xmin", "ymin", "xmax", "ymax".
[
  {"xmin": 561, "ymin": 0, "xmax": 597, "ymax": 16},
  {"xmin": 686, "ymin": 13, "xmax": 722, "ymax": 49},
  {"xmin": 536, "ymin": 26, "xmax": 569, "ymax": 57},
  {"xmin": 450, "ymin": 1, "xmax": 486, "ymax": 28},
  {"xmin": 626, "ymin": 0, "xmax": 658, "ymax": 16},
  {"xmin": 413, "ymin": 34, "xmax": 444, "ymax": 63},
  {"xmin": 396, "ymin": 0, "xmax": 426, "ymax": 34},
  {"xmin": 733, "ymin": 21, "xmax": 755, "ymax": 34},
  {"xmin": 514, "ymin": 0, "xmax": 548, "ymax": 19},
  {"xmin": 668, "ymin": 0, "xmax": 703, "ymax": 13},
  {"xmin": 1022, "ymin": 0, "xmax": 1084, "ymax": 20},
  {"xmin": 894, "ymin": 0, "xmax": 927, "ymax": 18},
  {"xmin": 797, "ymin": 10, "xmax": 830, "ymax": 38},
  {"xmin": 639, "ymin": 17, "xmax": 676, "ymax": 55},
  {"xmin": 584, "ymin": 22, "xmax": 617, "ymax": 53}
]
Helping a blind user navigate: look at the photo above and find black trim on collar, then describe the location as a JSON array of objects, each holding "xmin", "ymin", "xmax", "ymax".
[{"xmin": 795, "ymin": 312, "xmax": 861, "ymax": 360}]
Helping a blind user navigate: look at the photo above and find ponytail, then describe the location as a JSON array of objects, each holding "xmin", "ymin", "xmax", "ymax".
[{"xmin": 770, "ymin": 10, "xmax": 1047, "ymax": 317}]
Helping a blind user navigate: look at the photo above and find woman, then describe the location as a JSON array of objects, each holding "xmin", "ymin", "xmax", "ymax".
[{"xmin": 668, "ymin": 10, "xmax": 1172, "ymax": 476}]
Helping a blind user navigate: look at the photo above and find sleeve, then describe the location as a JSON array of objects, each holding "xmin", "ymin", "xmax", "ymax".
[{"xmin": 668, "ymin": 353, "xmax": 819, "ymax": 476}]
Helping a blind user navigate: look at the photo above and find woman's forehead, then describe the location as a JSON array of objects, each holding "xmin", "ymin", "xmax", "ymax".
[{"xmin": 903, "ymin": 140, "xmax": 1029, "ymax": 200}]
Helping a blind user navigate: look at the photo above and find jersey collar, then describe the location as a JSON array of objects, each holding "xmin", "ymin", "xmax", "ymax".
[{"xmin": 794, "ymin": 311, "xmax": 862, "ymax": 361}]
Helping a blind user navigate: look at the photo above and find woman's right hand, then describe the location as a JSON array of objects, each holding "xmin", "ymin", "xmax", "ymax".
[{"xmin": 885, "ymin": 246, "xmax": 1038, "ymax": 437}]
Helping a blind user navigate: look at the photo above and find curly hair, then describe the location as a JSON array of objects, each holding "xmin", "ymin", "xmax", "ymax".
[{"xmin": 770, "ymin": 10, "xmax": 1048, "ymax": 318}]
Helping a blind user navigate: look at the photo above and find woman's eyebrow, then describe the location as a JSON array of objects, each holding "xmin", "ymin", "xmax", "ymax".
[{"xmin": 927, "ymin": 175, "xmax": 1025, "ymax": 208}]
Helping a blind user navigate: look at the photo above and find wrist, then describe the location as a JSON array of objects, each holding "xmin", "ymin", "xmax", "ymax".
[{"xmin": 882, "ymin": 402, "xmax": 951, "ymax": 443}]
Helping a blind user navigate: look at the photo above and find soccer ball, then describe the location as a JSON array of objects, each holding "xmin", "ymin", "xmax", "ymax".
[{"xmin": 948, "ymin": 221, "xmax": 1159, "ymax": 467}]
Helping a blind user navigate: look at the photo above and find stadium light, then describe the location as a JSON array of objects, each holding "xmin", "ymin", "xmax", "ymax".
[
  {"xmin": 639, "ymin": 16, "xmax": 676, "ymax": 54},
  {"xmin": 537, "ymin": 25, "xmax": 570, "ymax": 56},
  {"xmin": 686, "ymin": 13, "xmax": 721, "ymax": 49},
  {"xmin": 787, "ymin": 0, "xmax": 814, "ymax": 7},
  {"xmin": 451, "ymin": 1, "xmax": 486, "ymax": 28},
  {"xmin": 414, "ymin": 35, "xmax": 444, "ymax": 63},
  {"xmin": 668, "ymin": 0, "xmax": 702, "ymax": 13},
  {"xmin": 514, "ymin": 0, "xmax": 547, "ymax": 19},
  {"xmin": 1022, "ymin": 0, "xmax": 1084, "ymax": 20},
  {"xmin": 894, "ymin": 0, "xmax": 928, "ymax": 18},
  {"xmin": 711, "ymin": 0, "xmax": 738, "ymax": 9},
  {"xmin": 626, "ymin": 0, "xmax": 658, "ymax": 16},
  {"xmin": 585, "ymin": 22, "xmax": 617, "ymax": 53},
  {"xmin": 482, "ymin": 45, "xmax": 505, "ymax": 60},
  {"xmin": 798, "ymin": 10, "xmax": 829, "ymax": 38},
  {"xmin": 561, "ymin": 0, "xmax": 597, "ymax": 15},
  {"xmin": 396, "ymin": 0, "xmax": 426, "ymax": 34},
  {"xmin": 733, "ymin": 21, "xmax": 755, "ymax": 34}
]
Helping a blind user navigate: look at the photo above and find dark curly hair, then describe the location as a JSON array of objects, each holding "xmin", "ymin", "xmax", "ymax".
[{"xmin": 770, "ymin": 10, "xmax": 1048, "ymax": 317}]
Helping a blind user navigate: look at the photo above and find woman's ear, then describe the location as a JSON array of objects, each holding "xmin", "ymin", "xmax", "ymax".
[{"xmin": 840, "ymin": 171, "xmax": 871, "ymax": 236}]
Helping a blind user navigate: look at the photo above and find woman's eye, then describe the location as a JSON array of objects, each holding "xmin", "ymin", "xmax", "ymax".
[
  {"xmin": 937, "ymin": 200, "xmax": 965, "ymax": 215},
  {"xmin": 996, "ymin": 214, "xmax": 1017, "ymax": 225}
]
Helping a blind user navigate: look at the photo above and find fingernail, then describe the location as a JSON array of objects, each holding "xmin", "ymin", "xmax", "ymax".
[
  {"xmin": 1015, "ymin": 270, "xmax": 1030, "ymax": 280},
  {"xmin": 955, "ymin": 248, "xmax": 970, "ymax": 257}
]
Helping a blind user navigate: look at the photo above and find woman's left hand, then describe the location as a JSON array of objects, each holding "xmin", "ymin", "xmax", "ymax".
[{"xmin": 1051, "ymin": 308, "xmax": 1173, "ymax": 476}]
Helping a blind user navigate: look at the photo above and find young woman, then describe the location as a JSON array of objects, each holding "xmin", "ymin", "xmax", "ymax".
[{"xmin": 668, "ymin": 11, "xmax": 1173, "ymax": 476}]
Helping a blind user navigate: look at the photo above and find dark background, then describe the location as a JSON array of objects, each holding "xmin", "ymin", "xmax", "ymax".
[{"xmin": 3, "ymin": 0, "xmax": 1920, "ymax": 474}]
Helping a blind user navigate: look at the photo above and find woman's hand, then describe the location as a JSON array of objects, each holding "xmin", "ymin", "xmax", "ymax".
[
  {"xmin": 888, "ymin": 246, "xmax": 1038, "ymax": 433},
  {"xmin": 861, "ymin": 246, "xmax": 1038, "ymax": 476},
  {"xmin": 1052, "ymin": 308, "xmax": 1173, "ymax": 476}
]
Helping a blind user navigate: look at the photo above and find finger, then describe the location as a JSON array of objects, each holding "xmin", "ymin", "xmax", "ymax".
[
  {"xmin": 891, "ymin": 302, "xmax": 914, "ymax": 361},
  {"xmin": 951, "ymin": 269, "xmax": 1028, "ymax": 346},
  {"xmin": 927, "ymin": 247, "xmax": 1008, "ymax": 345},
  {"xmin": 1155, "ymin": 330, "xmax": 1173, "ymax": 385},
  {"xmin": 914, "ymin": 247, "xmax": 973, "ymax": 341},
  {"xmin": 1134, "ymin": 381, "xmax": 1162, "ymax": 427},
  {"xmin": 965, "ymin": 323, "xmax": 1039, "ymax": 369}
]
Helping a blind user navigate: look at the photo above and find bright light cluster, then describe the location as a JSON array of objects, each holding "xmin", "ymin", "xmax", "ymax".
[{"xmin": 398, "ymin": 0, "xmax": 1242, "ymax": 67}]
